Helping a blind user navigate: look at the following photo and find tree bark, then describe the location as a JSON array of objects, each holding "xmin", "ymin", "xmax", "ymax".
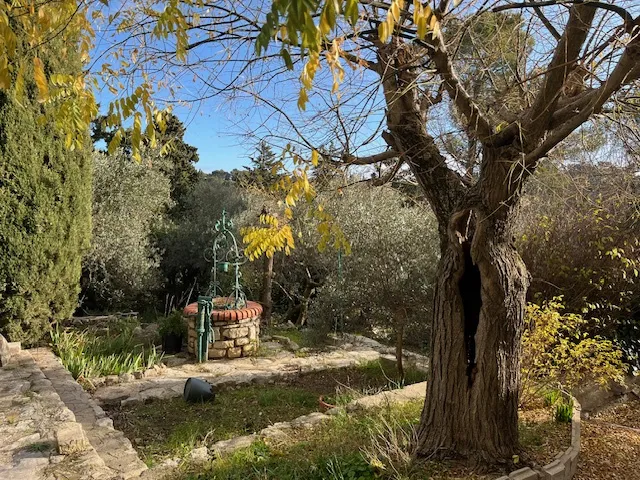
[{"xmin": 414, "ymin": 208, "xmax": 529, "ymax": 462}]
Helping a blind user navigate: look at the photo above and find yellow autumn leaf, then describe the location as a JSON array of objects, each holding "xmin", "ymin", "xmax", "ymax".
[
  {"xmin": 298, "ymin": 88, "xmax": 309, "ymax": 110},
  {"xmin": 431, "ymin": 20, "xmax": 440, "ymax": 39},
  {"xmin": 33, "ymin": 57, "xmax": 49, "ymax": 101},
  {"xmin": 0, "ymin": 56, "xmax": 10, "ymax": 90},
  {"xmin": 378, "ymin": 22, "xmax": 388, "ymax": 42}
]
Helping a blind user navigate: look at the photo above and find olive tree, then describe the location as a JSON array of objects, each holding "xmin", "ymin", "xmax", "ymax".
[
  {"xmin": 83, "ymin": 150, "xmax": 172, "ymax": 311},
  {"xmin": 309, "ymin": 184, "xmax": 439, "ymax": 376}
]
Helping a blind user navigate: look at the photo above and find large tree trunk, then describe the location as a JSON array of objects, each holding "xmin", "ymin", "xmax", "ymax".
[
  {"xmin": 377, "ymin": 41, "xmax": 530, "ymax": 462},
  {"xmin": 414, "ymin": 209, "xmax": 529, "ymax": 462}
]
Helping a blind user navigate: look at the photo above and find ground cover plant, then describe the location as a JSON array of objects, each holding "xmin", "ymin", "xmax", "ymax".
[
  {"xmin": 49, "ymin": 323, "xmax": 162, "ymax": 380},
  {"xmin": 107, "ymin": 359, "xmax": 425, "ymax": 464},
  {"xmin": 171, "ymin": 398, "xmax": 570, "ymax": 480}
]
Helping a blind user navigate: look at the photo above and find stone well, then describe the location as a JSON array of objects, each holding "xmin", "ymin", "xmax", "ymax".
[{"xmin": 183, "ymin": 299, "xmax": 262, "ymax": 359}]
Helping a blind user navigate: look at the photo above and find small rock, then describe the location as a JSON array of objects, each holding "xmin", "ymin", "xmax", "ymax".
[
  {"xmin": 96, "ymin": 417, "xmax": 114, "ymax": 429},
  {"xmin": 227, "ymin": 347, "xmax": 242, "ymax": 359},
  {"xmin": 49, "ymin": 455, "xmax": 65, "ymax": 465},
  {"xmin": 92, "ymin": 377, "xmax": 106, "ymax": 388},
  {"xmin": 119, "ymin": 373, "xmax": 134, "ymax": 383},
  {"xmin": 212, "ymin": 434, "xmax": 257, "ymax": 456},
  {"xmin": 105, "ymin": 375, "xmax": 119, "ymax": 386},
  {"xmin": 159, "ymin": 457, "xmax": 181, "ymax": 468},
  {"xmin": 190, "ymin": 446, "xmax": 209, "ymax": 463},
  {"xmin": 121, "ymin": 395, "xmax": 142, "ymax": 407},
  {"xmin": 0, "ymin": 333, "xmax": 11, "ymax": 366},
  {"xmin": 55, "ymin": 423, "xmax": 91, "ymax": 454}
]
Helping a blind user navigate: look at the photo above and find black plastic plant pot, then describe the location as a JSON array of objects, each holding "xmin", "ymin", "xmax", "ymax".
[
  {"xmin": 184, "ymin": 377, "xmax": 215, "ymax": 403},
  {"xmin": 162, "ymin": 333, "xmax": 183, "ymax": 354}
]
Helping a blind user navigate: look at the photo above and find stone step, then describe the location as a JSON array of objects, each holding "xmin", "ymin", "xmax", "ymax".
[
  {"xmin": 0, "ymin": 350, "xmax": 115, "ymax": 480},
  {"xmin": 84, "ymin": 426, "xmax": 147, "ymax": 479},
  {"xmin": 30, "ymin": 348, "xmax": 148, "ymax": 479}
]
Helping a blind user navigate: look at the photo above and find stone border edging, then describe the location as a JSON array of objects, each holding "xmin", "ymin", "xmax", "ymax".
[{"xmin": 498, "ymin": 397, "xmax": 581, "ymax": 480}]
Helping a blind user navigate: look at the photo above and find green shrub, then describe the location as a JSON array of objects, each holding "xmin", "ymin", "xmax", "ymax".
[
  {"xmin": 520, "ymin": 299, "xmax": 626, "ymax": 406},
  {"xmin": 308, "ymin": 184, "xmax": 439, "ymax": 354},
  {"xmin": 0, "ymin": 30, "xmax": 91, "ymax": 345},
  {"xmin": 542, "ymin": 389, "xmax": 561, "ymax": 407},
  {"xmin": 158, "ymin": 310, "xmax": 187, "ymax": 337},
  {"xmin": 82, "ymin": 149, "xmax": 172, "ymax": 312},
  {"xmin": 154, "ymin": 175, "xmax": 246, "ymax": 308},
  {"xmin": 50, "ymin": 326, "xmax": 162, "ymax": 379},
  {"xmin": 554, "ymin": 401, "xmax": 573, "ymax": 423},
  {"xmin": 518, "ymin": 163, "xmax": 640, "ymax": 368}
]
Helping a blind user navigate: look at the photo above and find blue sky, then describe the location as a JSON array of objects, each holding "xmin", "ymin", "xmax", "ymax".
[{"xmin": 179, "ymin": 108, "xmax": 253, "ymax": 173}]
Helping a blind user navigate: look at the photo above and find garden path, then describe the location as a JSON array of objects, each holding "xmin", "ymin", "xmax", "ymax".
[{"xmin": 92, "ymin": 334, "xmax": 428, "ymax": 408}]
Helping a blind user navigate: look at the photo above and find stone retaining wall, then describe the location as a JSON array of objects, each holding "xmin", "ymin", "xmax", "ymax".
[{"xmin": 183, "ymin": 300, "xmax": 262, "ymax": 359}]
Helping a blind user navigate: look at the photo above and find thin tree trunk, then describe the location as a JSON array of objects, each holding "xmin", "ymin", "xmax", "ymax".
[
  {"xmin": 261, "ymin": 254, "xmax": 274, "ymax": 325},
  {"xmin": 296, "ymin": 280, "xmax": 316, "ymax": 326},
  {"xmin": 415, "ymin": 210, "xmax": 529, "ymax": 462},
  {"xmin": 395, "ymin": 320, "xmax": 405, "ymax": 382}
]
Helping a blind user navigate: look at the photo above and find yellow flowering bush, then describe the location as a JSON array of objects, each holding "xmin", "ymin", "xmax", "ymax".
[{"xmin": 521, "ymin": 299, "xmax": 626, "ymax": 406}]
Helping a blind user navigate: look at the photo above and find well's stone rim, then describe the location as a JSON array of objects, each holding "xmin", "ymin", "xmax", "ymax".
[{"xmin": 183, "ymin": 299, "xmax": 263, "ymax": 322}]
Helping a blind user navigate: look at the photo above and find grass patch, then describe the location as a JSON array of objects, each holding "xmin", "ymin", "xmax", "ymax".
[
  {"xmin": 173, "ymin": 401, "xmax": 497, "ymax": 480},
  {"xmin": 171, "ymin": 398, "xmax": 571, "ymax": 480},
  {"xmin": 262, "ymin": 327, "xmax": 323, "ymax": 350},
  {"xmin": 50, "ymin": 324, "xmax": 162, "ymax": 379},
  {"xmin": 109, "ymin": 359, "xmax": 426, "ymax": 464},
  {"xmin": 110, "ymin": 385, "xmax": 320, "ymax": 463}
]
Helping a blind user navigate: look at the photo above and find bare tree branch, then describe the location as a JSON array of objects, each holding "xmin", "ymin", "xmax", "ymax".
[
  {"xmin": 342, "ymin": 149, "xmax": 399, "ymax": 164},
  {"xmin": 532, "ymin": 6, "xmax": 561, "ymax": 40},
  {"xmin": 423, "ymin": 34, "xmax": 495, "ymax": 141},
  {"xmin": 371, "ymin": 157, "xmax": 405, "ymax": 185},
  {"xmin": 525, "ymin": 39, "xmax": 640, "ymax": 165},
  {"xmin": 493, "ymin": 1, "xmax": 638, "ymax": 32},
  {"xmin": 524, "ymin": 4, "xmax": 597, "ymax": 143}
]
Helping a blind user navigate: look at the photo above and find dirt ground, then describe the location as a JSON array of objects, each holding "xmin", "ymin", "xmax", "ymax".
[{"xmin": 575, "ymin": 396, "xmax": 640, "ymax": 480}]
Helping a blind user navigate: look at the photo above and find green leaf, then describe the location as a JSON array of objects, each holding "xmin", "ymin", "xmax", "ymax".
[{"xmin": 281, "ymin": 48, "xmax": 293, "ymax": 70}]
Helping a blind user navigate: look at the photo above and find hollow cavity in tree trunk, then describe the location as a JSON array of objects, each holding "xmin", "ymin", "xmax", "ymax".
[{"xmin": 415, "ymin": 218, "xmax": 528, "ymax": 463}]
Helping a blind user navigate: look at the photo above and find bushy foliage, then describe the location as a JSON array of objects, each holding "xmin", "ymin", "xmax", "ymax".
[
  {"xmin": 308, "ymin": 185, "xmax": 440, "ymax": 351},
  {"xmin": 155, "ymin": 175, "xmax": 247, "ymax": 308},
  {"xmin": 158, "ymin": 310, "xmax": 187, "ymax": 338},
  {"xmin": 92, "ymin": 113, "xmax": 200, "ymax": 208},
  {"xmin": 82, "ymin": 150, "xmax": 172, "ymax": 311},
  {"xmin": 0, "ymin": 31, "xmax": 92, "ymax": 345},
  {"xmin": 520, "ymin": 299, "xmax": 626, "ymax": 405},
  {"xmin": 554, "ymin": 401, "xmax": 574, "ymax": 424},
  {"xmin": 518, "ymin": 163, "xmax": 640, "ymax": 366}
]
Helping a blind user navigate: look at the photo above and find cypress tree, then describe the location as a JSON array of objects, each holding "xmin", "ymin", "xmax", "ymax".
[{"xmin": 0, "ymin": 26, "xmax": 92, "ymax": 345}]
